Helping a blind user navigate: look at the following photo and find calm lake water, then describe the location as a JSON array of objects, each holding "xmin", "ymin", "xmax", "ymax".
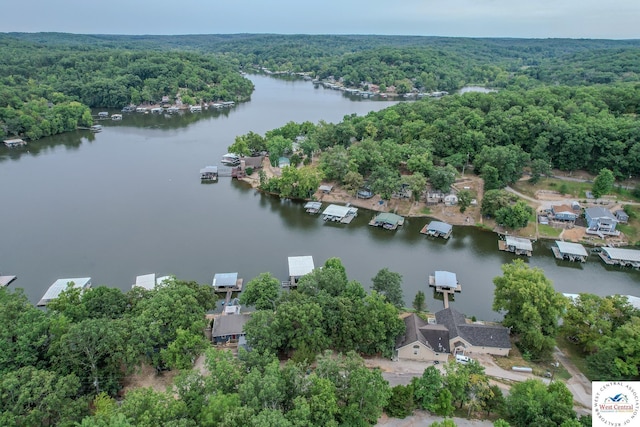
[{"xmin": 1, "ymin": 75, "xmax": 639, "ymax": 320}]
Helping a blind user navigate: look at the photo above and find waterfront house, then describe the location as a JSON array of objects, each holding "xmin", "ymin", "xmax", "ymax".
[
  {"xmin": 585, "ymin": 207, "xmax": 619, "ymax": 236},
  {"xmin": 435, "ymin": 307, "xmax": 511, "ymax": 357},
  {"xmin": 38, "ymin": 277, "xmax": 92, "ymax": 306},
  {"xmin": 551, "ymin": 204, "xmax": 578, "ymax": 222},
  {"xmin": 212, "ymin": 314, "xmax": 251, "ymax": 344},
  {"xmin": 286, "ymin": 256, "xmax": 315, "ymax": 287},
  {"xmin": 396, "ymin": 314, "xmax": 450, "ymax": 363}
]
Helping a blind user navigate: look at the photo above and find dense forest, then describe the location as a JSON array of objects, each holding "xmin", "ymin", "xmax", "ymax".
[
  {"xmin": 0, "ymin": 36, "xmax": 254, "ymax": 140},
  {"xmin": 1, "ymin": 260, "xmax": 599, "ymax": 426}
]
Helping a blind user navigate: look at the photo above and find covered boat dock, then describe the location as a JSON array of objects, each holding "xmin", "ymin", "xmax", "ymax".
[
  {"xmin": 428, "ymin": 271, "xmax": 461, "ymax": 309},
  {"xmin": 598, "ymin": 247, "xmax": 640, "ymax": 268},
  {"xmin": 498, "ymin": 236, "xmax": 533, "ymax": 256},
  {"xmin": 0, "ymin": 274, "xmax": 17, "ymax": 287},
  {"xmin": 322, "ymin": 204, "xmax": 358, "ymax": 223},
  {"xmin": 304, "ymin": 201, "xmax": 322, "ymax": 214},
  {"xmin": 38, "ymin": 277, "xmax": 92, "ymax": 306},
  {"xmin": 369, "ymin": 212, "xmax": 405, "ymax": 230},
  {"xmin": 132, "ymin": 273, "xmax": 172, "ymax": 290},
  {"xmin": 552, "ymin": 241, "xmax": 588, "ymax": 262},
  {"xmin": 284, "ymin": 256, "xmax": 315, "ymax": 288},
  {"xmin": 200, "ymin": 166, "xmax": 218, "ymax": 181},
  {"xmin": 420, "ymin": 221, "xmax": 453, "ymax": 239}
]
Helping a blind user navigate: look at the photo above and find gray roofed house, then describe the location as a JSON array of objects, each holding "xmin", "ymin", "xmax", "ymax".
[
  {"xmin": 585, "ymin": 207, "xmax": 619, "ymax": 236},
  {"xmin": 395, "ymin": 314, "xmax": 450, "ymax": 362},
  {"xmin": 421, "ymin": 221, "xmax": 453, "ymax": 239},
  {"xmin": 212, "ymin": 314, "xmax": 251, "ymax": 344},
  {"xmin": 435, "ymin": 307, "xmax": 511, "ymax": 356}
]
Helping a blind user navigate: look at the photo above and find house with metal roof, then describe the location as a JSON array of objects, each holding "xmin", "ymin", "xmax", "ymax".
[
  {"xmin": 429, "ymin": 271, "xmax": 460, "ymax": 291},
  {"xmin": 598, "ymin": 247, "xmax": 640, "ymax": 268},
  {"xmin": 552, "ymin": 241, "xmax": 588, "ymax": 262},
  {"xmin": 420, "ymin": 221, "xmax": 453, "ymax": 239},
  {"xmin": 396, "ymin": 314, "xmax": 450, "ymax": 363},
  {"xmin": 585, "ymin": 207, "xmax": 619, "ymax": 236},
  {"xmin": 304, "ymin": 201, "xmax": 322, "ymax": 214},
  {"xmin": 498, "ymin": 236, "xmax": 533, "ymax": 256},
  {"xmin": 212, "ymin": 314, "xmax": 251, "ymax": 344},
  {"xmin": 200, "ymin": 166, "xmax": 218, "ymax": 181},
  {"xmin": 435, "ymin": 308, "xmax": 511, "ymax": 356},
  {"xmin": 287, "ymin": 256, "xmax": 315, "ymax": 287},
  {"xmin": 551, "ymin": 204, "xmax": 578, "ymax": 222},
  {"xmin": 369, "ymin": 212, "xmax": 405, "ymax": 230},
  {"xmin": 38, "ymin": 277, "xmax": 92, "ymax": 306}
]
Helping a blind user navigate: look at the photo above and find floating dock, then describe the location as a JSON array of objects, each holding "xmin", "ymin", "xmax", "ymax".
[
  {"xmin": 304, "ymin": 201, "xmax": 322, "ymax": 214},
  {"xmin": 322, "ymin": 204, "xmax": 358, "ymax": 224},
  {"xmin": 420, "ymin": 221, "xmax": 453, "ymax": 239},
  {"xmin": 4, "ymin": 138, "xmax": 27, "ymax": 148},
  {"xmin": 598, "ymin": 247, "xmax": 640, "ymax": 268},
  {"xmin": 552, "ymin": 241, "xmax": 588, "ymax": 262},
  {"xmin": 498, "ymin": 236, "xmax": 533, "ymax": 257},
  {"xmin": 428, "ymin": 271, "xmax": 461, "ymax": 309},
  {"xmin": 38, "ymin": 277, "xmax": 92, "ymax": 307},
  {"xmin": 369, "ymin": 212, "xmax": 405, "ymax": 230}
]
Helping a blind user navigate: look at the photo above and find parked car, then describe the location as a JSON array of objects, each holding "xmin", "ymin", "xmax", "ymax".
[
  {"xmin": 357, "ymin": 189, "xmax": 373, "ymax": 199},
  {"xmin": 455, "ymin": 354, "xmax": 472, "ymax": 365}
]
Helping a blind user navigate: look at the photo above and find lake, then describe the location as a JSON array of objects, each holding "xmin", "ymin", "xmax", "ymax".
[{"xmin": 1, "ymin": 75, "xmax": 638, "ymax": 320}]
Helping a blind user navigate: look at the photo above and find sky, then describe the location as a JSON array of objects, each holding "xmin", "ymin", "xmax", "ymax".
[{"xmin": 2, "ymin": 0, "xmax": 639, "ymax": 39}]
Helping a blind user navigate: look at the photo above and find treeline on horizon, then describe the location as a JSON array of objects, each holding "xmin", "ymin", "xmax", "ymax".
[{"xmin": 2, "ymin": 33, "xmax": 640, "ymax": 142}]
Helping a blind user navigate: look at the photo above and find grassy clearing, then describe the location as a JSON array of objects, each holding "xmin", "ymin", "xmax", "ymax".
[
  {"xmin": 492, "ymin": 338, "xmax": 571, "ymax": 381},
  {"xmin": 420, "ymin": 207, "xmax": 432, "ymax": 215},
  {"xmin": 538, "ymin": 224, "xmax": 563, "ymax": 238}
]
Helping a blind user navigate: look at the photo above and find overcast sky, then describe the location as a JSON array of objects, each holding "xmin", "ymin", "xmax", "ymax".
[{"xmin": 2, "ymin": 0, "xmax": 639, "ymax": 39}]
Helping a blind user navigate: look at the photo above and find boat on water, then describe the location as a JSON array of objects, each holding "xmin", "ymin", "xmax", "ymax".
[
  {"xmin": 90, "ymin": 125, "xmax": 103, "ymax": 132},
  {"xmin": 221, "ymin": 153, "xmax": 241, "ymax": 166}
]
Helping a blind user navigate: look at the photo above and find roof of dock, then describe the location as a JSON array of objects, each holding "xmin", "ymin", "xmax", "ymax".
[
  {"xmin": 133, "ymin": 273, "xmax": 156, "ymax": 290},
  {"xmin": 601, "ymin": 247, "xmax": 640, "ymax": 262},
  {"xmin": 38, "ymin": 277, "xmax": 91, "ymax": 306},
  {"xmin": 288, "ymin": 256, "xmax": 315, "ymax": 277},
  {"xmin": 305, "ymin": 201, "xmax": 322, "ymax": 210},
  {"xmin": 213, "ymin": 272, "xmax": 239, "ymax": 288},
  {"xmin": 555, "ymin": 241, "xmax": 588, "ymax": 257},
  {"xmin": 322, "ymin": 204, "xmax": 356, "ymax": 218},
  {"xmin": 434, "ymin": 271, "xmax": 458, "ymax": 288},
  {"xmin": 427, "ymin": 221, "xmax": 452, "ymax": 234},
  {"xmin": 373, "ymin": 212, "xmax": 403, "ymax": 225},
  {"xmin": 200, "ymin": 166, "xmax": 218, "ymax": 174},
  {"xmin": 0, "ymin": 275, "xmax": 17, "ymax": 287},
  {"xmin": 505, "ymin": 236, "xmax": 533, "ymax": 251}
]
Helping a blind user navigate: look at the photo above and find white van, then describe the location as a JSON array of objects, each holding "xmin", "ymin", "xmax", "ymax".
[{"xmin": 455, "ymin": 354, "xmax": 471, "ymax": 364}]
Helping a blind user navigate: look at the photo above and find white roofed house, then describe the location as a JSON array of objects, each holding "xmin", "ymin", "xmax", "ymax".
[{"xmin": 38, "ymin": 277, "xmax": 92, "ymax": 306}]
